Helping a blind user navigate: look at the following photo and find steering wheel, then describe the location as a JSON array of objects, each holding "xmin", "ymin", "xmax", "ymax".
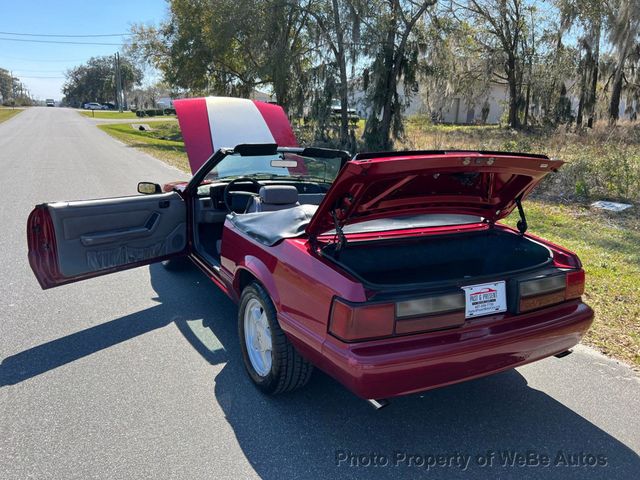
[{"xmin": 223, "ymin": 177, "xmax": 262, "ymax": 212}]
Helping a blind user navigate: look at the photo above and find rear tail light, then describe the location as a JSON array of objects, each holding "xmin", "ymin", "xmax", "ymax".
[
  {"xmin": 329, "ymin": 300, "xmax": 395, "ymax": 341},
  {"xmin": 519, "ymin": 270, "xmax": 585, "ymax": 312},
  {"xmin": 329, "ymin": 293, "xmax": 466, "ymax": 341},
  {"xmin": 565, "ymin": 269, "xmax": 585, "ymax": 299}
]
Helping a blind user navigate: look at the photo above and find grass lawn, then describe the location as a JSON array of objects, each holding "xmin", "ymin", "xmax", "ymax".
[
  {"xmin": 0, "ymin": 108, "xmax": 24, "ymax": 123},
  {"xmin": 80, "ymin": 110, "xmax": 139, "ymax": 119},
  {"xmin": 98, "ymin": 121, "xmax": 189, "ymax": 172},
  {"xmin": 503, "ymin": 201, "xmax": 639, "ymax": 368}
]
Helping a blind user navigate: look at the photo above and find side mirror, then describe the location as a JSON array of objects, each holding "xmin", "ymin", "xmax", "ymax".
[{"xmin": 138, "ymin": 182, "xmax": 162, "ymax": 195}]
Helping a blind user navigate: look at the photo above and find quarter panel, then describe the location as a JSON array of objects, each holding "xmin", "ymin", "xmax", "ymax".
[{"xmin": 222, "ymin": 222, "xmax": 367, "ymax": 350}]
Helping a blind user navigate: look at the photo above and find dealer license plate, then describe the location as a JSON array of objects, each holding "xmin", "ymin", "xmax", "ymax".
[{"xmin": 462, "ymin": 281, "xmax": 507, "ymax": 318}]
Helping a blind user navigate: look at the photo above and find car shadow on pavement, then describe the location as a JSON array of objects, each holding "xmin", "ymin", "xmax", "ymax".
[
  {"xmin": 0, "ymin": 304, "xmax": 176, "ymax": 387},
  {"xmin": 2, "ymin": 262, "xmax": 638, "ymax": 479},
  {"xmin": 0, "ymin": 264, "xmax": 231, "ymax": 387}
]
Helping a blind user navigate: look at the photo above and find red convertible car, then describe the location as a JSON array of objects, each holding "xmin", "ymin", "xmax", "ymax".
[{"xmin": 27, "ymin": 97, "xmax": 593, "ymax": 407}]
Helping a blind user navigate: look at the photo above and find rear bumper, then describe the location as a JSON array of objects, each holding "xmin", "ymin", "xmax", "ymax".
[{"xmin": 318, "ymin": 300, "xmax": 594, "ymax": 399}]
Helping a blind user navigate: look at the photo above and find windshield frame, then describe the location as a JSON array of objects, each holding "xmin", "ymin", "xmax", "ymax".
[{"xmin": 185, "ymin": 144, "xmax": 351, "ymax": 195}]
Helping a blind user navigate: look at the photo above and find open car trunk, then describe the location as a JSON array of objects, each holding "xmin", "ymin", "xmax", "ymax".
[{"xmin": 321, "ymin": 228, "xmax": 552, "ymax": 287}]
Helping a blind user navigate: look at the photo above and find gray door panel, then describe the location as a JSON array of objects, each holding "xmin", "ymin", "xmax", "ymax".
[{"xmin": 47, "ymin": 192, "xmax": 186, "ymax": 277}]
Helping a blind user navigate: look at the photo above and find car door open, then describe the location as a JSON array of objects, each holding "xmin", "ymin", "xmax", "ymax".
[{"xmin": 28, "ymin": 192, "xmax": 188, "ymax": 289}]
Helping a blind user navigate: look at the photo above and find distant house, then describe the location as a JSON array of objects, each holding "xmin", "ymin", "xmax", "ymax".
[
  {"xmin": 349, "ymin": 78, "xmax": 638, "ymax": 125},
  {"xmin": 156, "ymin": 97, "xmax": 173, "ymax": 108},
  {"xmin": 250, "ymin": 90, "xmax": 275, "ymax": 103},
  {"xmin": 419, "ymin": 84, "xmax": 507, "ymax": 124}
]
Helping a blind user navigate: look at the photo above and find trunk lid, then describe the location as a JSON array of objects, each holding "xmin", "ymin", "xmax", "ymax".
[{"xmin": 306, "ymin": 151, "xmax": 563, "ymax": 236}]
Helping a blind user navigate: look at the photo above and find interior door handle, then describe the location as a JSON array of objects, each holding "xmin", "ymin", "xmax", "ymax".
[{"xmin": 80, "ymin": 213, "xmax": 160, "ymax": 246}]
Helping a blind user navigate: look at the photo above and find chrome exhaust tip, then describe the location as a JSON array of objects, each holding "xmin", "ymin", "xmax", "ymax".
[
  {"xmin": 554, "ymin": 349, "xmax": 573, "ymax": 359},
  {"xmin": 367, "ymin": 398, "xmax": 390, "ymax": 410}
]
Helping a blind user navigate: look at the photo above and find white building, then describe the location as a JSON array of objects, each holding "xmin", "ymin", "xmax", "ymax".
[{"xmin": 349, "ymin": 78, "xmax": 637, "ymax": 125}]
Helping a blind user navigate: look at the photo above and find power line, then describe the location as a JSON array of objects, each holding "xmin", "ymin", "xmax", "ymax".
[
  {"xmin": 0, "ymin": 55, "xmax": 86, "ymax": 62},
  {"xmin": 0, "ymin": 37, "xmax": 123, "ymax": 46},
  {"xmin": 13, "ymin": 69, "xmax": 65, "ymax": 73},
  {"xmin": 0, "ymin": 30, "xmax": 130, "ymax": 38},
  {"xmin": 17, "ymin": 75, "xmax": 65, "ymax": 79}
]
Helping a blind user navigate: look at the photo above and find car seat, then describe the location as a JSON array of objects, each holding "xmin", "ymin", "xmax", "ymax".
[{"xmin": 245, "ymin": 186, "xmax": 299, "ymax": 212}]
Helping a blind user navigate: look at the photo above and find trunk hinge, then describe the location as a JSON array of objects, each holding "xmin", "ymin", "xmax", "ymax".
[
  {"xmin": 309, "ymin": 234, "xmax": 319, "ymax": 254},
  {"xmin": 515, "ymin": 195, "xmax": 528, "ymax": 235},
  {"xmin": 309, "ymin": 207, "xmax": 348, "ymax": 256},
  {"xmin": 331, "ymin": 209, "xmax": 347, "ymax": 257}
]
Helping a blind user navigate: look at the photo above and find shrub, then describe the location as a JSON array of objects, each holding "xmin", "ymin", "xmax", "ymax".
[
  {"xmin": 549, "ymin": 144, "xmax": 640, "ymax": 202},
  {"xmin": 400, "ymin": 119, "xmax": 640, "ymax": 203}
]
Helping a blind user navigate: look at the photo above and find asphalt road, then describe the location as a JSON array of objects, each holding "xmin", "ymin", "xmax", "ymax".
[{"xmin": 1, "ymin": 107, "xmax": 638, "ymax": 479}]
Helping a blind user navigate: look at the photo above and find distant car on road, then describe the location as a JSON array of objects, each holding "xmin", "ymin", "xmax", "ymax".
[
  {"xmin": 83, "ymin": 102, "xmax": 104, "ymax": 110},
  {"xmin": 45, "ymin": 99, "xmax": 55, "ymax": 107}
]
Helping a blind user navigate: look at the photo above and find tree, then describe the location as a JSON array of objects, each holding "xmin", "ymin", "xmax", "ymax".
[
  {"xmin": 555, "ymin": 83, "xmax": 573, "ymax": 122},
  {"xmin": 622, "ymin": 44, "xmax": 640, "ymax": 120},
  {"xmin": 62, "ymin": 56, "xmax": 142, "ymax": 107},
  {"xmin": 304, "ymin": 0, "xmax": 365, "ymax": 146},
  {"xmin": 0, "ymin": 68, "xmax": 13, "ymax": 103},
  {"xmin": 362, "ymin": 0, "xmax": 437, "ymax": 150},
  {"xmin": 0, "ymin": 68, "xmax": 33, "ymax": 106},
  {"xmin": 557, "ymin": 0, "xmax": 606, "ymax": 128},
  {"xmin": 128, "ymin": 0, "xmax": 260, "ymax": 98},
  {"xmin": 262, "ymin": 1, "xmax": 313, "ymax": 114},
  {"xmin": 418, "ymin": 10, "xmax": 503, "ymax": 123},
  {"xmin": 606, "ymin": 0, "xmax": 640, "ymax": 123},
  {"xmin": 128, "ymin": 0, "xmax": 313, "ymax": 114},
  {"xmin": 456, "ymin": 0, "xmax": 531, "ymax": 129}
]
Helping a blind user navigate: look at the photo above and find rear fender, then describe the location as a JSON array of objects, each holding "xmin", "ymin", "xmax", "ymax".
[{"xmin": 234, "ymin": 256, "xmax": 281, "ymax": 308}]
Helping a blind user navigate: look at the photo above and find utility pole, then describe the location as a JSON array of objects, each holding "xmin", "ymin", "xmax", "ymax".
[
  {"xmin": 10, "ymin": 70, "xmax": 14, "ymax": 109},
  {"xmin": 113, "ymin": 53, "xmax": 119, "ymax": 109},
  {"xmin": 116, "ymin": 52, "xmax": 124, "ymax": 112},
  {"xmin": 122, "ymin": 74, "xmax": 128, "ymax": 111}
]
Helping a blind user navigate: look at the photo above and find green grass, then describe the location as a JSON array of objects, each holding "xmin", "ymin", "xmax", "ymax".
[
  {"xmin": 503, "ymin": 201, "xmax": 640, "ymax": 367},
  {"xmin": 98, "ymin": 121, "xmax": 189, "ymax": 172},
  {"xmin": 80, "ymin": 110, "xmax": 139, "ymax": 119},
  {"xmin": 0, "ymin": 108, "xmax": 24, "ymax": 123}
]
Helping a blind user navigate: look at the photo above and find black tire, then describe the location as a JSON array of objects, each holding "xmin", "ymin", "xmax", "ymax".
[
  {"xmin": 161, "ymin": 257, "xmax": 191, "ymax": 271},
  {"xmin": 238, "ymin": 283, "xmax": 313, "ymax": 394}
]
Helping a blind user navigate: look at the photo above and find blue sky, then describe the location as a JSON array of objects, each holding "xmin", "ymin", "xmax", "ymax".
[{"xmin": 0, "ymin": 0, "xmax": 167, "ymax": 99}]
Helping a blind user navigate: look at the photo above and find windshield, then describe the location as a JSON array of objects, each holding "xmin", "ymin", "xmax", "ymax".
[{"xmin": 205, "ymin": 151, "xmax": 344, "ymax": 183}]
